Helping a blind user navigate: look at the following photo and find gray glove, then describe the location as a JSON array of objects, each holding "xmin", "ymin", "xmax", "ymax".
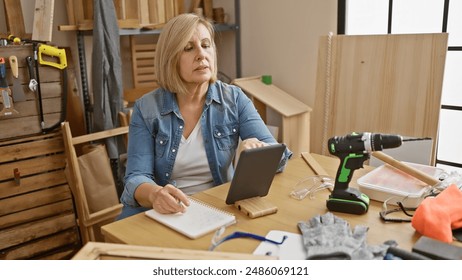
[{"xmin": 298, "ymin": 212, "xmax": 387, "ymax": 260}]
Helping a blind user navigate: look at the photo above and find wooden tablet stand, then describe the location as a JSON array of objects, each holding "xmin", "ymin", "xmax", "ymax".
[{"xmin": 234, "ymin": 197, "xmax": 278, "ymax": 218}]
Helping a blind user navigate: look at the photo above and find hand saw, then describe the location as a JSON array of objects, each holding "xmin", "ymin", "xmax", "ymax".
[{"xmin": 35, "ymin": 44, "xmax": 68, "ymax": 133}]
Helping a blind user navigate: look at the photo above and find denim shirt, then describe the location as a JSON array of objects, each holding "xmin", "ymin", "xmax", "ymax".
[{"xmin": 120, "ymin": 80, "xmax": 293, "ymax": 208}]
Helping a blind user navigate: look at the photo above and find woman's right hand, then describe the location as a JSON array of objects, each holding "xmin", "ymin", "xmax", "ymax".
[{"xmin": 148, "ymin": 184, "xmax": 190, "ymax": 214}]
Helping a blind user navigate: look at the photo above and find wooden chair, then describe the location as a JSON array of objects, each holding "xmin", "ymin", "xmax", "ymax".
[
  {"xmin": 61, "ymin": 121, "xmax": 128, "ymax": 244},
  {"xmin": 118, "ymin": 109, "xmax": 133, "ymax": 148},
  {"xmin": 124, "ymin": 36, "xmax": 159, "ymax": 105}
]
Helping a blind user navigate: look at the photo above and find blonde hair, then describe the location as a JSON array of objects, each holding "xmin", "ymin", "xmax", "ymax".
[{"xmin": 155, "ymin": 13, "xmax": 217, "ymax": 95}]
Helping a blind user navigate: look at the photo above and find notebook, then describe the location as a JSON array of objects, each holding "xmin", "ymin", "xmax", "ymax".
[
  {"xmin": 226, "ymin": 143, "xmax": 286, "ymax": 204},
  {"xmin": 144, "ymin": 197, "xmax": 236, "ymax": 239}
]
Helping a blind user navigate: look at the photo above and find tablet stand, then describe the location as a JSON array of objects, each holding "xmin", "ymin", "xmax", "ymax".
[{"xmin": 234, "ymin": 197, "xmax": 278, "ymax": 218}]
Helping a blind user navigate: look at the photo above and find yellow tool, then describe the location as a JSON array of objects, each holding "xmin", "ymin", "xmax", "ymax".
[
  {"xmin": 38, "ymin": 44, "xmax": 67, "ymax": 70},
  {"xmin": 7, "ymin": 34, "xmax": 21, "ymax": 45}
]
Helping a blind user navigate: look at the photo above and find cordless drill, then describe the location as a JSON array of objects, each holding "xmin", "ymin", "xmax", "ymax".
[{"xmin": 327, "ymin": 132, "xmax": 403, "ymax": 214}]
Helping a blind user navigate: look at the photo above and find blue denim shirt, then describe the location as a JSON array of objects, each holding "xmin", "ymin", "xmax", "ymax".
[{"xmin": 120, "ymin": 80, "xmax": 293, "ymax": 208}]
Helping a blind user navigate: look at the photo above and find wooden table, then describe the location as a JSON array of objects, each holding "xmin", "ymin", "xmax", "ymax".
[{"xmin": 101, "ymin": 154, "xmax": 422, "ymax": 253}]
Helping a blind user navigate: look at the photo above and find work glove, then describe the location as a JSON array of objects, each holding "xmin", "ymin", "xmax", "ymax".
[
  {"xmin": 411, "ymin": 184, "xmax": 462, "ymax": 243},
  {"xmin": 298, "ymin": 212, "xmax": 387, "ymax": 260}
]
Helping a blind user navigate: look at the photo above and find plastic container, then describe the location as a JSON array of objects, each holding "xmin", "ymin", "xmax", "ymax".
[{"xmin": 357, "ymin": 162, "xmax": 445, "ymax": 208}]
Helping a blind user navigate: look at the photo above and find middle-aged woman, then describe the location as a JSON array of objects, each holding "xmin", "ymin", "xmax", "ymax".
[{"xmin": 118, "ymin": 13, "xmax": 292, "ymax": 219}]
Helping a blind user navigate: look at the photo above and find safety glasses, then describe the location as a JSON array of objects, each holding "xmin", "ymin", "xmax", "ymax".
[
  {"xmin": 209, "ymin": 226, "xmax": 287, "ymax": 251},
  {"xmin": 290, "ymin": 175, "xmax": 335, "ymax": 200},
  {"xmin": 380, "ymin": 196, "xmax": 417, "ymax": 223}
]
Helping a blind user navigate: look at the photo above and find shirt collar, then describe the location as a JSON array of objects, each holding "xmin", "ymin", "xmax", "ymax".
[{"xmin": 160, "ymin": 82, "xmax": 222, "ymax": 116}]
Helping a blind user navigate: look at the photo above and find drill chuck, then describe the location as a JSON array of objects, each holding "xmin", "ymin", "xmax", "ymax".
[
  {"xmin": 364, "ymin": 132, "xmax": 402, "ymax": 152},
  {"xmin": 328, "ymin": 132, "xmax": 402, "ymax": 155}
]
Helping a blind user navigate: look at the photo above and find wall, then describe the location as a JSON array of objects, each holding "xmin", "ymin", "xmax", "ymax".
[
  {"xmin": 0, "ymin": 0, "xmax": 338, "ymax": 147},
  {"xmin": 0, "ymin": 0, "xmax": 78, "ymax": 73},
  {"xmin": 240, "ymin": 0, "xmax": 337, "ymax": 108}
]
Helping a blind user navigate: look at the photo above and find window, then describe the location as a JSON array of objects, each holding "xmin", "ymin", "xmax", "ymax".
[{"xmin": 341, "ymin": 0, "xmax": 462, "ymax": 172}]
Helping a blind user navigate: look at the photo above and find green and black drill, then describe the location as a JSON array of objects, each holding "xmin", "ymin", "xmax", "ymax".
[{"xmin": 327, "ymin": 132, "xmax": 403, "ymax": 214}]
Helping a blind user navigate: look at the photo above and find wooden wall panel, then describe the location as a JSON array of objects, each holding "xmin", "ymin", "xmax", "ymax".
[
  {"xmin": 311, "ymin": 33, "xmax": 448, "ymax": 164},
  {"xmin": 0, "ymin": 132, "xmax": 81, "ymax": 259}
]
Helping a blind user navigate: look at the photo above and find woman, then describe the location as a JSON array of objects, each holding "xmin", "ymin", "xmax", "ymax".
[{"xmin": 118, "ymin": 13, "xmax": 292, "ymax": 219}]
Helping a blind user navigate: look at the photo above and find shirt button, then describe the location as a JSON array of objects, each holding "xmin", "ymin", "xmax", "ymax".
[
  {"xmin": 233, "ymin": 128, "xmax": 236, "ymax": 132},
  {"xmin": 166, "ymin": 173, "xmax": 169, "ymax": 177},
  {"xmin": 172, "ymin": 149, "xmax": 176, "ymax": 153},
  {"xmin": 159, "ymin": 140, "xmax": 163, "ymax": 144},
  {"xmin": 179, "ymin": 125, "xmax": 183, "ymax": 129},
  {"xmin": 217, "ymin": 132, "xmax": 221, "ymax": 136}
]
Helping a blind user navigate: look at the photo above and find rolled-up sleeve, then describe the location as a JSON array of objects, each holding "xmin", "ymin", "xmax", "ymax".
[{"xmin": 120, "ymin": 101, "xmax": 157, "ymax": 207}]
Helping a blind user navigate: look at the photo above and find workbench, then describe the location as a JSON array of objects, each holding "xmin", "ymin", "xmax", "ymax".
[{"xmin": 100, "ymin": 154, "xmax": 430, "ymax": 255}]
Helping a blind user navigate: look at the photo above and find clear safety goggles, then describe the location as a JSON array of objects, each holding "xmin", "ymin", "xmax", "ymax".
[
  {"xmin": 290, "ymin": 175, "xmax": 334, "ymax": 200},
  {"xmin": 209, "ymin": 226, "xmax": 287, "ymax": 251},
  {"xmin": 379, "ymin": 196, "xmax": 417, "ymax": 223}
]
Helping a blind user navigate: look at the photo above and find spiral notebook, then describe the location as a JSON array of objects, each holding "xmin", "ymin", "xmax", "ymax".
[{"xmin": 144, "ymin": 198, "xmax": 236, "ymax": 239}]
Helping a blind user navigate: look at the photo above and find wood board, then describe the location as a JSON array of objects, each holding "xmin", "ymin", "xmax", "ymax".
[
  {"xmin": 0, "ymin": 131, "xmax": 81, "ymax": 259},
  {"xmin": 311, "ymin": 33, "xmax": 448, "ymax": 164}
]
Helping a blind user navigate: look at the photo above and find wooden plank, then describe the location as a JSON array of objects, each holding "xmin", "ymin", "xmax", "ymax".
[
  {"xmin": 71, "ymin": 126, "xmax": 128, "ymax": 145},
  {"xmin": 203, "ymin": 0, "xmax": 214, "ymax": 20},
  {"xmin": 0, "ymin": 170, "xmax": 67, "ymax": 199},
  {"xmin": 0, "ymin": 185, "xmax": 72, "ymax": 216},
  {"xmin": 165, "ymin": 0, "xmax": 175, "ymax": 21},
  {"xmin": 72, "ymin": 242, "xmax": 275, "ymax": 260},
  {"xmin": 0, "ymin": 199, "xmax": 74, "ymax": 229},
  {"xmin": 157, "ymin": 0, "xmax": 166, "ymax": 23},
  {"xmin": 65, "ymin": 47, "xmax": 87, "ymax": 139},
  {"xmin": 1, "ymin": 230, "xmax": 80, "ymax": 260},
  {"xmin": 0, "ymin": 131, "xmax": 60, "ymax": 146},
  {"xmin": 3, "ymin": 0, "xmax": 27, "ymax": 38},
  {"xmin": 139, "ymin": 0, "xmax": 151, "ymax": 25},
  {"xmin": 124, "ymin": 0, "xmax": 139, "ymax": 19},
  {"xmin": 189, "ymin": 0, "xmax": 202, "ymax": 13},
  {"xmin": 0, "ymin": 213, "xmax": 77, "ymax": 250},
  {"xmin": 64, "ymin": 0, "xmax": 76, "ymax": 25},
  {"xmin": 37, "ymin": 248, "xmax": 78, "ymax": 260},
  {"xmin": 32, "ymin": 0, "xmax": 55, "ymax": 42},
  {"xmin": 175, "ymin": 0, "xmax": 185, "ymax": 14},
  {"xmin": 82, "ymin": 0, "xmax": 93, "ymax": 21},
  {"xmin": 0, "ymin": 113, "xmax": 62, "ymax": 140},
  {"xmin": 0, "ymin": 152, "xmax": 65, "ymax": 181},
  {"xmin": 0, "ymin": 136, "xmax": 64, "ymax": 163},
  {"xmin": 232, "ymin": 77, "xmax": 312, "ymax": 117},
  {"xmin": 311, "ymin": 33, "xmax": 448, "ymax": 163}
]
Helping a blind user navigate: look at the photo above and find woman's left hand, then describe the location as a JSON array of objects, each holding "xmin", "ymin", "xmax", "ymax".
[{"xmin": 240, "ymin": 137, "xmax": 269, "ymax": 150}]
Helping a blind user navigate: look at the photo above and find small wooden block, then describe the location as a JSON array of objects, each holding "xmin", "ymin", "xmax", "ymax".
[{"xmin": 234, "ymin": 197, "xmax": 277, "ymax": 218}]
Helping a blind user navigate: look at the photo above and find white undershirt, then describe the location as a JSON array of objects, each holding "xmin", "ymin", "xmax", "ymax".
[{"xmin": 171, "ymin": 121, "xmax": 214, "ymax": 195}]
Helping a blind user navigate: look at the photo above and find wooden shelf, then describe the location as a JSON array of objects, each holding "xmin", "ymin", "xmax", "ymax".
[{"xmin": 232, "ymin": 76, "xmax": 312, "ymax": 157}]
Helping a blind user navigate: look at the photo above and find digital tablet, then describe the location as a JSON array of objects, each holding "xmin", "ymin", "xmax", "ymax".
[{"xmin": 225, "ymin": 143, "xmax": 286, "ymax": 204}]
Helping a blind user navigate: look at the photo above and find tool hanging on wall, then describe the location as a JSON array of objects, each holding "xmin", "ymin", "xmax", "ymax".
[
  {"xmin": 8, "ymin": 55, "xmax": 27, "ymax": 102},
  {"xmin": 0, "ymin": 57, "xmax": 19, "ymax": 117},
  {"xmin": 26, "ymin": 56, "xmax": 38, "ymax": 92},
  {"xmin": 13, "ymin": 33, "xmax": 69, "ymax": 133},
  {"xmin": 32, "ymin": 43, "xmax": 68, "ymax": 133}
]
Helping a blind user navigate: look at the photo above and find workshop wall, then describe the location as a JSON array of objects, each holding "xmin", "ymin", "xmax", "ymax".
[{"xmin": 0, "ymin": 0, "xmax": 337, "ymax": 145}]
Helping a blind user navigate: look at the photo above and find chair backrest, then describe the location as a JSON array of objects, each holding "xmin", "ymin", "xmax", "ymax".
[
  {"xmin": 118, "ymin": 109, "xmax": 133, "ymax": 148},
  {"xmin": 61, "ymin": 121, "xmax": 128, "ymax": 244}
]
